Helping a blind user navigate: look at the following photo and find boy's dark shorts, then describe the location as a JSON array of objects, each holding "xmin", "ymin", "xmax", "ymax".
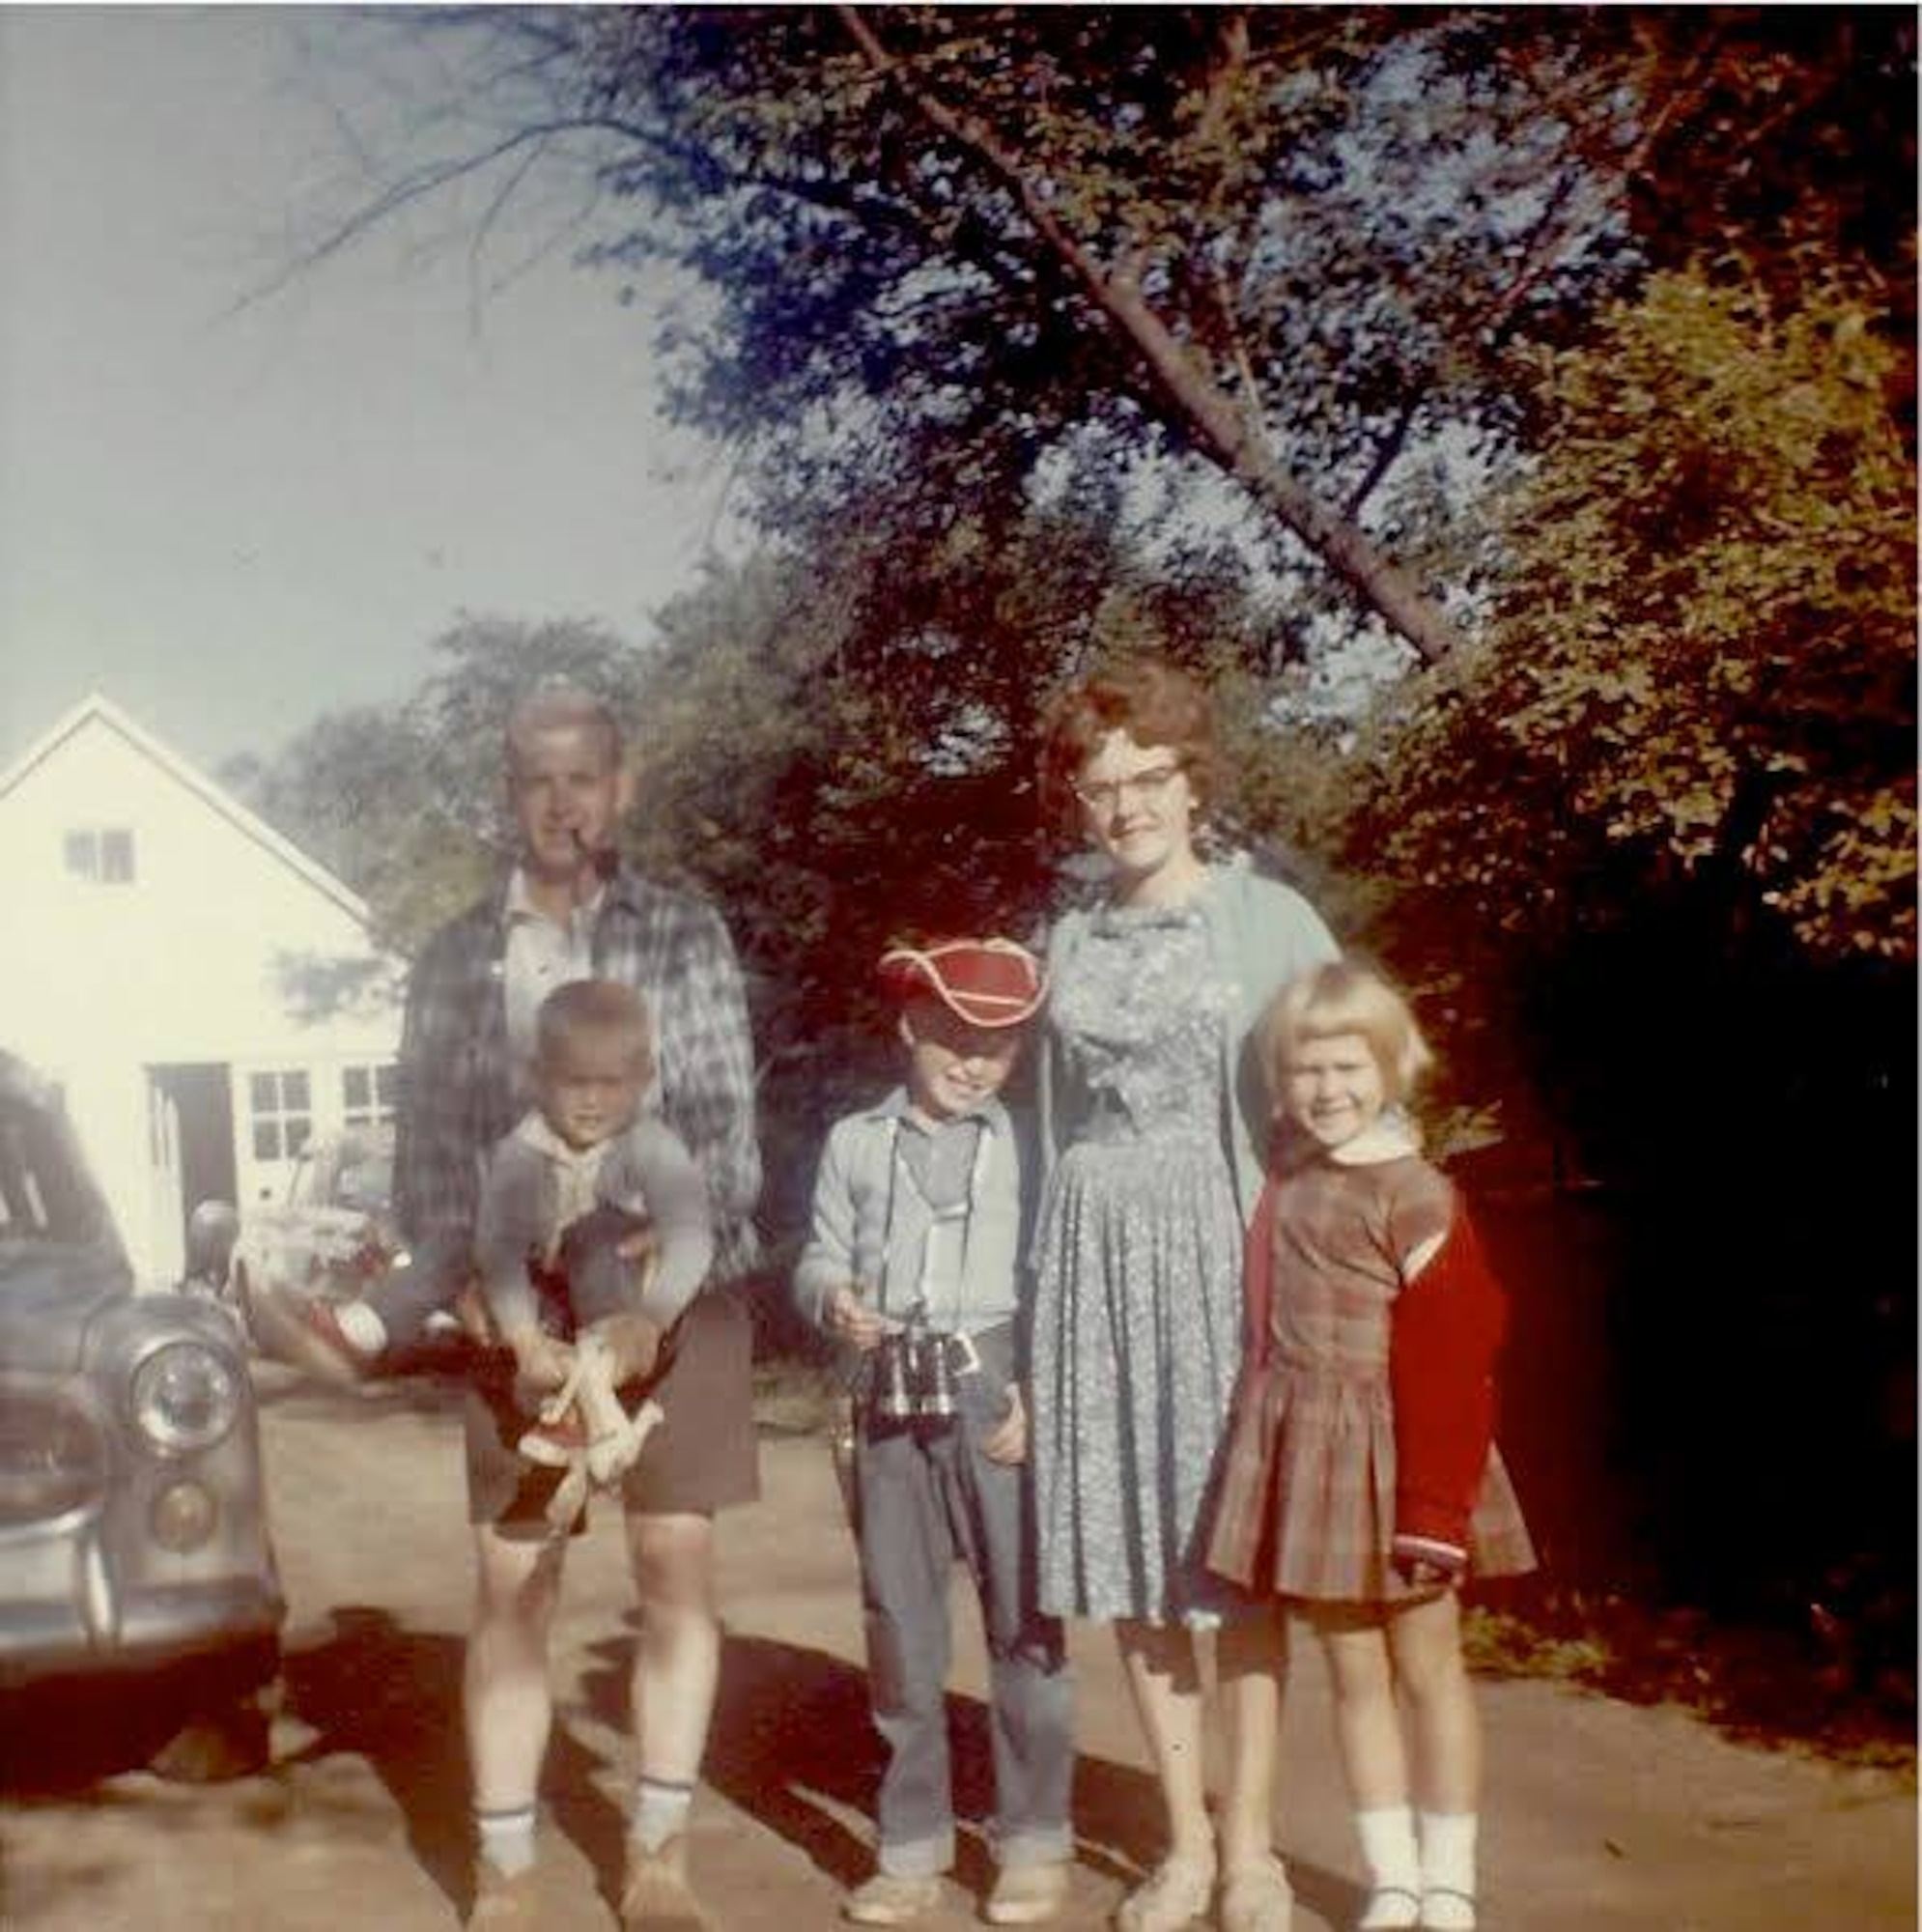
[{"xmin": 464, "ymin": 1285, "xmax": 759, "ymax": 1538}]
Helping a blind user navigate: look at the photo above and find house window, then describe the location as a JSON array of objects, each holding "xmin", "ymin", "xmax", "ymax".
[
  {"xmin": 341, "ymin": 1063, "xmax": 398, "ymax": 1129},
  {"xmin": 248, "ymin": 1068, "xmax": 312, "ymax": 1162},
  {"xmin": 64, "ymin": 826, "xmax": 136, "ymax": 884}
]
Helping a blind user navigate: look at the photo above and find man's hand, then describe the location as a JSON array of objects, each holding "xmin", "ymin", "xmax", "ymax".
[
  {"xmin": 825, "ymin": 1285, "xmax": 887, "ymax": 1352},
  {"xmin": 451, "ymin": 1276, "xmax": 500, "ymax": 1350},
  {"xmin": 981, "ymin": 1381, "xmax": 1029, "ymax": 1466}
]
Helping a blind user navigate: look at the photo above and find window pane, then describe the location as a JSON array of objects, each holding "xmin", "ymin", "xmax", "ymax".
[
  {"xmin": 343, "ymin": 1067, "xmax": 369, "ymax": 1108},
  {"xmin": 374, "ymin": 1065, "xmax": 397, "ymax": 1104},
  {"xmin": 285, "ymin": 1118, "xmax": 311, "ymax": 1156},
  {"xmin": 249, "ymin": 1072, "xmax": 276, "ymax": 1112},
  {"xmin": 284, "ymin": 1070, "xmax": 310, "ymax": 1110},
  {"xmin": 101, "ymin": 829, "xmax": 135, "ymax": 882},
  {"xmin": 64, "ymin": 830, "xmax": 97, "ymax": 878},
  {"xmin": 252, "ymin": 1121, "xmax": 281, "ymax": 1162}
]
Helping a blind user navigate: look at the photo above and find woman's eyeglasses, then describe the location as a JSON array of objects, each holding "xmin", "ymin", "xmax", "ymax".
[{"xmin": 1072, "ymin": 763, "xmax": 1184, "ymax": 812}]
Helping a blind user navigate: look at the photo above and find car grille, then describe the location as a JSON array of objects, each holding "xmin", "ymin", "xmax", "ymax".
[{"xmin": 0, "ymin": 1386, "xmax": 109, "ymax": 1525}]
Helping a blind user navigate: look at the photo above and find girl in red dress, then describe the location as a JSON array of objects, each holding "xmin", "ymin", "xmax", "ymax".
[{"xmin": 1208, "ymin": 960, "xmax": 1535, "ymax": 1932}]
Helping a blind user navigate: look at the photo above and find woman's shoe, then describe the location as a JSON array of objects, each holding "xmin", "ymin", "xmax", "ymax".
[
  {"xmin": 1220, "ymin": 1855, "xmax": 1293, "ymax": 1932},
  {"xmin": 1114, "ymin": 1855, "xmax": 1215, "ymax": 1932}
]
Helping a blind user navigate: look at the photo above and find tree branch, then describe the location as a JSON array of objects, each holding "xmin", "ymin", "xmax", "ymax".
[{"xmin": 834, "ymin": 4, "xmax": 1467, "ymax": 664}]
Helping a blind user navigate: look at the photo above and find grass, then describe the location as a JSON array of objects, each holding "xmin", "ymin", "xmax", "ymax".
[{"xmin": 1465, "ymin": 1584, "xmax": 1916, "ymax": 1775}]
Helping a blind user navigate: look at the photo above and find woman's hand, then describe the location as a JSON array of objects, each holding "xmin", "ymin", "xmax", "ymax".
[
  {"xmin": 825, "ymin": 1285, "xmax": 887, "ymax": 1352},
  {"xmin": 981, "ymin": 1381, "xmax": 1029, "ymax": 1465}
]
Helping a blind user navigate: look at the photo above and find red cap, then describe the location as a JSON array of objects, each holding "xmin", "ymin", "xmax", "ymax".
[{"xmin": 877, "ymin": 938, "xmax": 1047, "ymax": 1029}]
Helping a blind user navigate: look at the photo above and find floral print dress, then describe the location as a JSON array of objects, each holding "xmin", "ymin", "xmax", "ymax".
[{"xmin": 1030, "ymin": 899, "xmax": 1248, "ymax": 1624}]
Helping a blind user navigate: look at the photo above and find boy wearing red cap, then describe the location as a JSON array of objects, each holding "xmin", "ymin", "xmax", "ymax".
[{"xmin": 795, "ymin": 939, "xmax": 1075, "ymax": 1926}]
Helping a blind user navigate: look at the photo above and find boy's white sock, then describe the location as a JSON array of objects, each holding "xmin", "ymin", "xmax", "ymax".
[
  {"xmin": 630, "ymin": 1776, "xmax": 694, "ymax": 1853},
  {"xmin": 474, "ymin": 1803, "xmax": 538, "ymax": 1877},
  {"xmin": 335, "ymin": 1300, "xmax": 388, "ymax": 1355},
  {"xmin": 1419, "ymin": 1810, "xmax": 1479, "ymax": 1929},
  {"xmin": 1355, "ymin": 1805, "xmax": 1422, "ymax": 1927}
]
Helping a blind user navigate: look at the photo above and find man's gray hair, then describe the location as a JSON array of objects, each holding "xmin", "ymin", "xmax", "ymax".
[{"xmin": 504, "ymin": 681, "xmax": 622, "ymax": 768}]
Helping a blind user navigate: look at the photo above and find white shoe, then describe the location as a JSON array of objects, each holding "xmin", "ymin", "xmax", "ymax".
[
  {"xmin": 843, "ymin": 1871, "xmax": 944, "ymax": 1924},
  {"xmin": 986, "ymin": 1859, "xmax": 1071, "ymax": 1923}
]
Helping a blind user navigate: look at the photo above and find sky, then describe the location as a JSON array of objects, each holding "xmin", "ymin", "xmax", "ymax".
[{"xmin": 0, "ymin": 7, "xmax": 735, "ymax": 778}]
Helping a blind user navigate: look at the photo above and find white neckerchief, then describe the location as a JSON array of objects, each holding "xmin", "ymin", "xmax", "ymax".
[{"xmin": 513, "ymin": 1109, "xmax": 615, "ymax": 1263}]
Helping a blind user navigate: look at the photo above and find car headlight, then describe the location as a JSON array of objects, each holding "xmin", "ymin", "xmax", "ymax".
[{"xmin": 129, "ymin": 1343, "xmax": 242, "ymax": 1455}]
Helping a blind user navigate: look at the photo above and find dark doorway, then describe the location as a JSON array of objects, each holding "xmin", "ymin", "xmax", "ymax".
[{"xmin": 152, "ymin": 1064, "xmax": 236, "ymax": 1238}]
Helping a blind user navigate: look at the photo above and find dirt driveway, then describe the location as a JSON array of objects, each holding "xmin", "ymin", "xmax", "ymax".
[{"xmin": 4, "ymin": 1366, "xmax": 1914, "ymax": 1929}]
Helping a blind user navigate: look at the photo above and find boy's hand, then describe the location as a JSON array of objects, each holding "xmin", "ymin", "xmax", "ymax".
[
  {"xmin": 589, "ymin": 1311, "xmax": 664, "ymax": 1387},
  {"xmin": 981, "ymin": 1382, "xmax": 1028, "ymax": 1466},
  {"xmin": 614, "ymin": 1219, "xmax": 659, "ymax": 1266},
  {"xmin": 825, "ymin": 1285, "xmax": 887, "ymax": 1352},
  {"xmin": 506, "ymin": 1326, "xmax": 574, "ymax": 1392}
]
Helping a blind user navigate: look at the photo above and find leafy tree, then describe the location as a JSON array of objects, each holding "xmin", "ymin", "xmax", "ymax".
[
  {"xmin": 1349, "ymin": 269, "xmax": 1915, "ymax": 969},
  {"xmin": 1286, "ymin": 264, "xmax": 1918, "ymax": 1624},
  {"xmin": 228, "ymin": 612, "xmax": 650, "ymax": 952},
  {"xmin": 297, "ymin": 6, "xmax": 1678, "ymax": 668}
]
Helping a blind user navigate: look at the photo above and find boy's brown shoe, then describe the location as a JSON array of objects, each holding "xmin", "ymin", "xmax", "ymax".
[{"xmin": 621, "ymin": 1833, "xmax": 713, "ymax": 1930}]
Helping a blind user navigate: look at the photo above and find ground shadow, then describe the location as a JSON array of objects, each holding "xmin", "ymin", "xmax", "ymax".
[
  {"xmin": 579, "ymin": 1628, "xmax": 1354, "ymax": 1921},
  {"xmin": 277, "ymin": 1603, "xmax": 627, "ymax": 1919}
]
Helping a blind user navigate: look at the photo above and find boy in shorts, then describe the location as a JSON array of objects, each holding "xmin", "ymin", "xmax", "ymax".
[
  {"xmin": 264, "ymin": 684, "xmax": 761, "ymax": 1930},
  {"xmin": 470, "ymin": 977, "xmax": 716, "ymax": 1523},
  {"xmin": 796, "ymin": 938, "xmax": 1075, "ymax": 1926}
]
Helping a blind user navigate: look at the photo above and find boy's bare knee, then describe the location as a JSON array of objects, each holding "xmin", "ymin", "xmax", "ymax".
[
  {"xmin": 472, "ymin": 1525, "xmax": 566, "ymax": 1626},
  {"xmin": 626, "ymin": 1510, "xmax": 718, "ymax": 1618}
]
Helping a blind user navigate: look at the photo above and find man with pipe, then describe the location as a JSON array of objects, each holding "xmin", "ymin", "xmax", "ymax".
[{"xmin": 261, "ymin": 682, "xmax": 761, "ymax": 1926}]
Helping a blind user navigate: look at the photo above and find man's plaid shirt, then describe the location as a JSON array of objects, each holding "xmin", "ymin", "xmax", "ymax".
[{"xmin": 392, "ymin": 867, "xmax": 762, "ymax": 1290}]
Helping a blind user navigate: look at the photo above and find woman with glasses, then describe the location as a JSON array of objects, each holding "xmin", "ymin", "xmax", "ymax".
[{"xmin": 1030, "ymin": 656, "xmax": 1339, "ymax": 1932}]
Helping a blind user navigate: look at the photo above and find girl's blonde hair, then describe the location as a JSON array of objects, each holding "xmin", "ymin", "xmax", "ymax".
[{"xmin": 1260, "ymin": 957, "xmax": 1434, "ymax": 1105}]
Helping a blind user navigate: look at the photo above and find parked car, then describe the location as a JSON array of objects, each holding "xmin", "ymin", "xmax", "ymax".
[
  {"xmin": 0, "ymin": 1048, "xmax": 283, "ymax": 1776},
  {"xmin": 213, "ymin": 1126, "xmax": 405, "ymax": 1346},
  {"xmin": 202, "ymin": 1125, "xmax": 462, "ymax": 1370}
]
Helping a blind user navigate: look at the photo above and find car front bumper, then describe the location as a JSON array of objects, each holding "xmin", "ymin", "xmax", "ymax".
[{"xmin": 0, "ymin": 1366, "xmax": 285, "ymax": 1692}]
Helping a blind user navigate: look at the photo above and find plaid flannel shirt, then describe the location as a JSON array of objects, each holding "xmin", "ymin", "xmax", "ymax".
[{"xmin": 392, "ymin": 867, "xmax": 762, "ymax": 1291}]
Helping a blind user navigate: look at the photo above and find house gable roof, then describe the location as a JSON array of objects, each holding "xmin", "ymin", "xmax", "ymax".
[{"xmin": 0, "ymin": 694, "xmax": 376, "ymax": 927}]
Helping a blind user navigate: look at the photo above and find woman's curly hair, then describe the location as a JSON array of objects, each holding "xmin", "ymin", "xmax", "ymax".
[{"xmin": 1036, "ymin": 655, "xmax": 1219, "ymax": 838}]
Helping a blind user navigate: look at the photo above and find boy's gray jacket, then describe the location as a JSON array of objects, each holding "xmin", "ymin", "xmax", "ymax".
[{"xmin": 793, "ymin": 1091, "xmax": 1033, "ymax": 1336}]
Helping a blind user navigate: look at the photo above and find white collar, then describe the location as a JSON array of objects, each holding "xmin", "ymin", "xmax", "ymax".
[
  {"xmin": 1323, "ymin": 1114, "xmax": 1424, "ymax": 1168},
  {"xmin": 505, "ymin": 867, "xmax": 606, "ymax": 929},
  {"xmin": 512, "ymin": 1108, "xmax": 613, "ymax": 1168}
]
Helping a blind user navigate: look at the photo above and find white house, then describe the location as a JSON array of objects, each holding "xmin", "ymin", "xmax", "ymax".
[{"xmin": 0, "ymin": 695, "xmax": 405, "ymax": 1287}]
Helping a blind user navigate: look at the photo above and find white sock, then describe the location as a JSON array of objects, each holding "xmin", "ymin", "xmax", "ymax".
[
  {"xmin": 1355, "ymin": 1805, "xmax": 1422, "ymax": 1927},
  {"xmin": 1419, "ymin": 1811, "xmax": 1479, "ymax": 1929},
  {"xmin": 336, "ymin": 1300, "xmax": 388, "ymax": 1354},
  {"xmin": 630, "ymin": 1776, "xmax": 693, "ymax": 1853},
  {"xmin": 475, "ymin": 1804, "xmax": 538, "ymax": 1877}
]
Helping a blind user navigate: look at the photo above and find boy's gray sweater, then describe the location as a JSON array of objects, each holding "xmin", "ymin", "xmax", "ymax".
[{"xmin": 793, "ymin": 1090, "xmax": 1032, "ymax": 1337}]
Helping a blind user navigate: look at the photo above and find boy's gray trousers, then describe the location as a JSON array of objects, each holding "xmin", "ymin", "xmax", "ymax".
[{"xmin": 852, "ymin": 1323, "xmax": 1075, "ymax": 1879}]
